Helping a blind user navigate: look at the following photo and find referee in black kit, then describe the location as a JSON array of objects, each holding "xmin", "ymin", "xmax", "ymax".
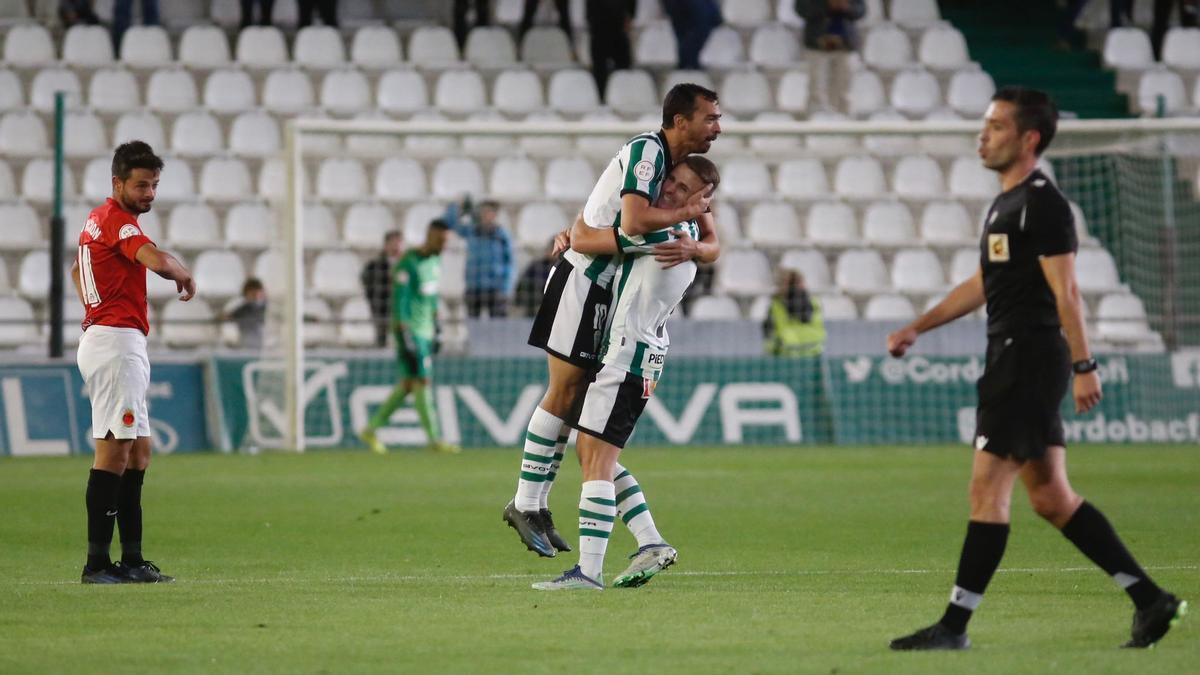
[{"xmin": 884, "ymin": 87, "xmax": 1185, "ymax": 651}]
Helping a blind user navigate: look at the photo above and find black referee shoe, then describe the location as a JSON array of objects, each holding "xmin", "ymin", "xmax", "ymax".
[
  {"xmin": 81, "ymin": 565, "xmax": 128, "ymax": 584},
  {"xmin": 1123, "ymin": 592, "xmax": 1186, "ymax": 648},
  {"xmin": 889, "ymin": 623, "xmax": 971, "ymax": 651},
  {"xmin": 116, "ymin": 560, "xmax": 175, "ymax": 583},
  {"xmin": 503, "ymin": 500, "xmax": 555, "ymax": 558},
  {"xmin": 539, "ymin": 509, "xmax": 572, "ymax": 553}
]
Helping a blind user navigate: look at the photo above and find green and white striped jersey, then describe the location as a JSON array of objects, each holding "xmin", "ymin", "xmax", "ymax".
[
  {"xmin": 564, "ymin": 130, "xmax": 673, "ymax": 290},
  {"xmin": 599, "ymin": 219, "xmax": 699, "ymax": 380}
]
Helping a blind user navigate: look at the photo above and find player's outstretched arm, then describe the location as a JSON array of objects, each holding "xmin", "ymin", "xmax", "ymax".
[
  {"xmin": 1040, "ymin": 252, "xmax": 1101, "ymax": 412},
  {"xmin": 569, "ymin": 212, "xmax": 619, "ymax": 256},
  {"xmin": 887, "ymin": 267, "xmax": 985, "ymax": 357},
  {"xmin": 619, "ymin": 189, "xmax": 712, "ymax": 237},
  {"xmin": 135, "ymin": 243, "xmax": 196, "ymax": 301}
]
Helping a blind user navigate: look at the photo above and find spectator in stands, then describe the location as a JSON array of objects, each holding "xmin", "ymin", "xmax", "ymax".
[
  {"xmin": 59, "ymin": 0, "xmax": 100, "ymax": 26},
  {"xmin": 763, "ymin": 271, "xmax": 825, "ymax": 357},
  {"xmin": 223, "ymin": 278, "xmax": 268, "ymax": 351},
  {"xmin": 515, "ymin": 238, "xmax": 558, "ymax": 317},
  {"xmin": 519, "ymin": 0, "xmax": 574, "ymax": 50},
  {"xmin": 240, "ymin": 0, "xmax": 275, "ymax": 27},
  {"xmin": 362, "ymin": 231, "xmax": 404, "ymax": 347},
  {"xmin": 1058, "ymin": 0, "xmax": 1132, "ymax": 49},
  {"xmin": 795, "ymin": 0, "xmax": 866, "ymax": 51},
  {"xmin": 299, "ymin": 0, "xmax": 338, "ymax": 27},
  {"xmin": 662, "ymin": 0, "xmax": 723, "ymax": 69},
  {"xmin": 588, "ymin": 0, "xmax": 636, "ymax": 96},
  {"xmin": 453, "ymin": 0, "xmax": 492, "ymax": 50},
  {"xmin": 1152, "ymin": 0, "xmax": 1199, "ymax": 58},
  {"xmin": 445, "ymin": 197, "xmax": 515, "ymax": 318},
  {"xmin": 112, "ymin": 0, "xmax": 160, "ymax": 53}
]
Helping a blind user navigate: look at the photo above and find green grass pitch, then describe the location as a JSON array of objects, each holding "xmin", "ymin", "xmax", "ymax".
[{"xmin": 0, "ymin": 445, "xmax": 1195, "ymax": 673}]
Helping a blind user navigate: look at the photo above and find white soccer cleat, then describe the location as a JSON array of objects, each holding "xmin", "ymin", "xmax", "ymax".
[{"xmin": 612, "ymin": 543, "xmax": 677, "ymax": 588}]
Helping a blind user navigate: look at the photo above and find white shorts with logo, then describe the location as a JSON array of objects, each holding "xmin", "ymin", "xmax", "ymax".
[{"xmin": 77, "ymin": 325, "xmax": 151, "ymax": 439}]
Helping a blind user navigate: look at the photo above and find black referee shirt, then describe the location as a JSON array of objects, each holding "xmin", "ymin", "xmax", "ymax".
[{"xmin": 980, "ymin": 169, "xmax": 1078, "ymax": 336}]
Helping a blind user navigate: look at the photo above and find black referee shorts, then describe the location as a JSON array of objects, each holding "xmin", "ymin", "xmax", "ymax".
[{"xmin": 974, "ymin": 328, "xmax": 1070, "ymax": 461}]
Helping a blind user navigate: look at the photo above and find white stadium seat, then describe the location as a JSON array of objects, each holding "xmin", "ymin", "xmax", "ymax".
[
  {"xmin": 22, "ymin": 159, "xmax": 75, "ymax": 202},
  {"xmin": 351, "ymin": 25, "xmax": 402, "ymax": 68},
  {"xmin": 439, "ymin": 247, "xmax": 466, "ymax": 300},
  {"xmin": 409, "ymin": 26, "xmax": 461, "ymax": 68},
  {"xmin": 818, "ymin": 294, "xmax": 858, "ymax": 320},
  {"xmin": 179, "ymin": 25, "xmax": 231, "ymax": 67},
  {"xmin": 120, "ymin": 25, "xmax": 172, "ymax": 67},
  {"xmin": 30, "ymin": 68, "xmax": 83, "ymax": 111},
  {"xmin": 750, "ymin": 112, "xmax": 802, "ymax": 155},
  {"xmin": 490, "ymin": 156, "xmax": 542, "ymax": 202},
  {"xmin": 3, "ymin": 24, "xmax": 54, "ymax": 66},
  {"xmin": 304, "ymin": 297, "xmax": 338, "ymax": 347},
  {"xmin": 689, "ymin": 296, "xmax": 742, "ymax": 320},
  {"xmin": 891, "ymin": 0, "xmax": 941, "ymax": 28},
  {"xmin": 722, "ymin": 0, "xmax": 771, "ymax": 26},
  {"xmin": 1102, "ymin": 27, "xmax": 1154, "ymax": 70},
  {"xmin": 891, "ymin": 248, "xmax": 944, "ymax": 293},
  {"xmin": 295, "ymin": 25, "xmax": 346, "ymax": 68},
  {"xmin": 1162, "ymin": 27, "xmax": 1200, "ymax": 69},
  {"xmin": 661, "ymin": 69, "xmax": 717, "ymax": 100},
  {"xmin": 862, "ymin": 201, "xmax": 916, "ymax": 246},
  {"xmin": 947, "ymin": 65, "xmax": 996, "ymax": 116},
  {"xmin": 712, "ymin": 203, "xmax": 742, "ymax": 241},
  {"xmin": 833, "ymin": 156, "xmax": 887, "ymax": 199},
  {"xmin": 0, "ymin": 111, "xmax": 47, "ymax": 156},
  {"xmin": 343, "ymin": 203, "xmax": 396, "ymax": 250},
  {"xmin": 949, "ymin": 247, "xmax": 979, "ymax": 284},
  {"xmin": 741, "ymin": 295, "xmax": 771, "ymax": 322},
  {"xmin": 861, "ymin": 108, "xmax": 919, "ymax": 157},
  {"xmin": 548, "ymin": 69, "xmax": 601, "ymax": 115},
  {"xmin": 719, "ymin": 71, "xmax": 771, "ymax": 115},
  {"xmin": 1096, "ymin": 293, "xmax": 1154, "ymax": 342},
  {"xmin": 146, "ymin": 68, "xmax": 198, "ymax": 112},
  {"xmin": 864, "ymin": 293, "xmax": 916, "ymax": 320},
  {"xmin": 321, "ymin": 68, "xmax": 372, "ymax": 115},
  {"xmin": 256, "ymin": 166, "xmax": 301, "ymax": 203},
  {"xmin": 18, "ymin": 249, "xmax": 52, "ymax": 298},
  {"xmin": 339, "ymin": 297, "xmax": 376, "ymax": 346},
  {"xmin": 0, "ymin": 69, "xmax": 22, "ymax": 111},
  {"xmin": 863, "ymin": 23, "xmax": 912, "ymax": 71},
  {"xmin": 434, "ymin": 69, "xmax": 488, "ymax": 115},
  {"xmin": 225, "ymin": 201, "xmax": 276, "ymax": 250},
  {"xmin": 170, "ymin": 110, "xmax": 223, "ymax": 157},
  {"xmin": 0, "ymin": 297, "xmax": 38, "ymax": 346},
  {"xmin": 62, "ymin": 24, "xmax": 113, "ymax": 66},
  {"xmin": 304, "ymin": 202, "xmax": 340, "ymax": 249},
  {"xmin": 635, "ymin": 22, "xmax": 677, "ymax": 67},
  {"xmin": 776, "ymin": 70, "xmax": 811, "ymax": 113},
  {"xmin": 203, "ymin": 68, "xmax": 256, "ymax": 113},
  {"xmin": 377, "ymin": 69, "xmax": 429, "ymax": 115},
  {"xmin": 374, "ymin": 157, "xmax": 428, "ymax": 201},
  {"xmin": 779, "ymin": 249, "xmax": 833, "ymax": 292},
  {"xmin": 920, "ymin": 201, "xmax": 975, "ymax": 245},
  {"xmin": 720, "ymin": 158, "xmax": 772, "ymax": 200},
  {"xmin": 521, "ymin": 27, "xmax": 573, "ymax": 67},
  {"xmin": 317, "ymin": 158, "xmax": 370, "ymax": 202},
  {"xmin": 605, "ymin": 69, "xmax": 658, "ymax": 113},
  {"xmin": 88, "ymin": 68, "xmax": 140, "ymax": 112},
  {"xmin": 493, "ymin": 69, "xmax": 545, "ymax": 115},
  {"xmin": 1075, "ymin": 248, "xmax": 1122, "ymax": 294},
  {"xmin": 543, "ymin": 157, "xmax": 595, "ymax": 200},
  {"xmin": 0, "ymin": 255, "xmax": 12, "ymax": 293},
  {"xmin": 193, "ymin": 250, "xmax": 247, "ymax": 299},
  {"xmin": 699, "ymin": 26, "xmax": 746, "ymax": 68},
  {"xmin": 200, "ymin": 157, "xmax": 253, "ymax": 201},
  {"xmin": 806, "ymin": 201, "xmax": 858, "ymax": 246},
  {"xmin": 63, "ymin": 110, "xmax": 106, "ymax": 158},
  {"xmin": 236, "ymin": 26, "xmax": 289, "ymax": 68},
  {"xmin": 890, "ymin": 67, "xmax": 941, "ymax": 117},
  {"xmin": 313, "ymin": 251, "xmax": 363, "ymax": 299},
  {"xmin": 1137, "ymin": 67, "xmax": 1187, "ymax": 115},
  {"xmin": 918, "ymin": 23, "xmax": 969, "ymax": 70},
  {"xmin": 0, "ymin": 202, "xmax": 40, "ymax": 251},
  {"xmin": 431, "ymin": 157, "xmax": 485, "ymax": 200},
  {"xmin": 166, "ymin": 203, "xmax": 222, "ymax": 250},
  {"xmin": 920, "ymin": 108, "xmax": 975, "ymax": 156},
  {"xmin": 516, "ymin": 202, "xmax": 567, "ymax": 249},
  {"xmin": 465, "ymin": 26, "xmax": 518, "ymax": 69},
  {"xmin": 749, "ymin": 24, "xmax": 801, "ymax": 68},
  {"xmin": 892, "ymin": 155, "xmax": 945, "ymax": 200},
  {"xmin": 253, "ymin": 251, "xmax": 286, "ymax": 291},
  {"xmin": 403, "ymin": 202, "xmax": 447, "ymax": 246},
  {"xmin": 161, "ymin": 300, "xmax": 218, "ymax": 347},
  {"xmin": 846, "ymin": 69, "xmax": 886, "ymax": 117},
  {"xmin": 715, "ymin": 249, "xmax": 773, "ymax": 297},
  {"xmin": 0, "ymin": 161, "xmax": 15, "ymax": 199},
  {"xmin": 229, "ymin": 111, "xmax": 281, "ymax": 157},
  {"xmin": 948, "ymin": 157, "xmax": 999, "ymax": 199},
  {"xmin": 348, "ymin": 111, "xmax": 406, "ymax": 157},
  {"xmin": 777, "ymin": 0, "xmax": 804, "ymax": 26},
  {"xmin": 834, "ymin": 249, "xmax": 888, "ymax": 294},
  {"xmin": 262, "ymin": 68, "xmax": 315, "ymax": 114},
  {"xmin": 81, "ymin": 157, "xmax": 110, "ymax": 201},
  {"xmin": 746, "ymin": 202, "xmax": 804, "ymax": 246}
]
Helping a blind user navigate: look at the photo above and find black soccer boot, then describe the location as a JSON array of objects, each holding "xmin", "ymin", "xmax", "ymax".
[
  {"xmin": 1123, "ymin": 592, "xmax": 1186, "ymax": 648},
  {"xmin": 503, "ymin": 500, "xmax": 555, "ymax": 557},
  {"xmin": 889, "ymin": 623, "xmax": 971, "ymax": 651},
  {"xmin": 539, "ymin": 509, "xmax": 572, "ymax": 553},
  {"xmin": 81, "ymin": 564, "xmax": 129, "ymax": 584},
  {"xmin": 115, "ymin": 560, "xmax": 175, "ymax": 583}
]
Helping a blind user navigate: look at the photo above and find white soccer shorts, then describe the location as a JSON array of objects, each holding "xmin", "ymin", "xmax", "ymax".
[{"xmin": 76, "ymin": 325, "xmax": 151, "ymax": 439}]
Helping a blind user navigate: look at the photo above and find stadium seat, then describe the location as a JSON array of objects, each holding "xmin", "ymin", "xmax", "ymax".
[
  {"xmin": 295, "ymin": 25, "xmax": 346, "ymax": 68},
  {"xmin": 22, "ymin": 159, "xmax": 75, "ymax": 203},
  {"xmin": 864, "ymin": 293, "xmax": 916, "ymax": 320},
  {"xmin": 1136, "ymin": 67, "xmax": 1186, "ymax": 115},
  {"xmin": 635, "ymin": 21, "xmax": 677, "ymax": 67},
  {"xmin": 17, "ymin": 249, "xmax": 51, "ymax": 298},
  {"xmin": 776, "ymin": 0, "xmax": 804, "ymax": 25},
  {"xmin": 1162, "ymin": 27, "xmax": 1200, "ymax": 69},
  {"xmin": 30, "ymin": 68, "xmax": 83, "ymax": 112},
  {"xmin": 434, "ymin": 69, "xmax": 488, "ymax": 115},
  {"xmin": 776, "ymin": 70, "xmax": 811, "ymax": 113},
  {"xmin": 1067, "ymin": 200, "xmax": 1094, "ymax": 243},
  {"xmin": 746, "ymin": 202, "xmax": 804, "ymax": 246},
  {"xmin": 343, "ymin": 202, "xmax": 396, "ymax": 250},
  {"xmin": 689, "ymin": 295, "xmax": 742, "ymax": 320},
  {"xmin": 844, "ymin": 69, "xmax": 884, "ymax": 118},
  {"xmin": 439, "ymin": 246, "xmax": 466, "ymax": 300},
  {"xmin": 1075, "ymin": 248, "xmax": 1122, "ymax": 293},
  {"xmin": 862, "ymin": 201, "xmax": 916, "ymax": 246},
  {"xmin": 63, "ymin": 110, "xmax": 106, "ymax": 158},
  {"xmin": 409, "ymin": 26, "xmax": 461, "ymax": 68},
  {"xmin": 948, "ymin": 247, "xmax": 979, "ymax": 284},
  {"xmin": 858, "ymin": 108, "xmax": 917, "ymax": 157},
  {"xmin": 661, "ymin": 69, "xmax": 718, "ymax": 100},
  {"xmin": 252, "ymin": 250, "xmax": 286, "ymax": 291},
  {"xmin": 1102, "ymin": 27, "xmax": 1154, "ymax": 70},
  {"xmin": 303, "ymin": 297, "xmax": 338, "ymax": 346},
  {"xmin": 60, "ymin": 295, "xmax": 86, "ymax": 347},
  {"xmin": 890, "ymin": 0, "xmax": 941, "ymax": 27},
  {"xmin": 374, "ymin": 157, "xmax": 428, "ymax": 202},
  {"xmin": 179, "ymin": 25, "xmax": 231, "ymax": 67},
  {"xmin": 221, "ymin": 201, "xmax": 274, "ymax": 251},
  {"xmin": 917, "ymin": 23, "xmax": 969, "ymax": 70},
  {"xmin": 88, "ymin": 68, "xmax": 140, "ymax": 113},
  {"xmin": 863, "ymin": 23, "xmax": 912, "ymax": 71},
  {"xmin": 712, "ymin": 202, "xmax": 743, "ymax": 241},
  {"xmin": 543, "ymin": 157, "xmax": 595, "ymax": 201},
  {"xmin": 521, "ymin": 27, "xmax": 573, "ymax": 67},
  {"xmin": 890, "ymin": 67, "xmax": 941, "ymax": 117},
  {"xmin": 143, "ymin": 68, "xmax": 195, "ymax": 112},
  {"xmin": 465, "ymin": 26, "xmax": 518, "ymax": 69},
  {"xmin": 320, "ymin": 68, "xmax": 372, "ymax": 115},
  {"xmin": 304, "ymin": 202, "xmax": 340, "ymax": 249},
  {"xmin": 0, "ymin": 296, "xmax": 38, "ymax": 347},
  {"xmin": 338, "ymin": 297, "xmax": 376, "ymax": 346},
  {"xmin": 833, "ymin": 156, "xmax": 887, "ymax": 199},
  {"xmin": 719, "ymin": 158, "xmax": 772, "ymax": 200},
  {"xmin": 346, "ymin": 110, "xmax": 406, "ymax": 157},
  {"xmin": 0, "ymin": 69, "xmax": 22, "ymax": 111},
  {"xmin": 203, "ymin": 68, "xmax": 257, "ymax": 113},
  {"xmin": 493, "ymin": 69, "xmax": 545, "ymax": 116},
  {"xmin": 377, "ymin": 69, "xmax": 429, "ymax": 115},
  {"xmin": 947, "ymin": 65, "xmax": 996, "ymax": 116},
  {"xmin": 312, "ymin": 250, "xmax": 363, "ymax": 299},
  {"xmin": 229, "ymin": 110, "xmax": 281, "ymax": 157},
  {"xmin": 81, "ymin": 158, "xmax": 110, "ymax": 201},
  {"xmin": 605, "ymin": 69, "xmax": 658, "ymax": 112},
  {"xmin": 170, "ymin": 110, "xmax": 223, "ymax": 157},
  {"xmin": 1096, "ymin": 293, "xmax": 1154, "ymax": 341},
  {"xmin": 257, "ymin": 157, "xmax": 300, "ymax": 201},
  {"xmin": 489, "ymin": 156, "xmax": 541, "ymax": 202},
  {"xmin": 120, "ymin": 25, "xmax": 172, "ymax": 67},
  {"xmin": 263, "ymin": 68, "xmax": 315, "ymax": 113},
  {"xmin": 834, "ymin": 249, "xmax": 888, "ymax": 294},
  {"xmin": 161, "ymin": 299, "xmax": 218, "ymax": 347},
  {"xmin": 404, "ymin": 110, "xmax": 459, "ymax": 157},
  {"xmin": 748, "ymin": 112, "xmax": 801, "ymax": 155},
  {"xmin": 892, "ymin": 155, "xmax": 945, "ymax": 200},
  {"xmin": 806, "ymin": 201, "xmax": 858, "ymax": 246},
  {"xmin": 166, "ymin": 202, "xmax": 222, "ymax": 251},
  {"xmin": 720, "ymin": 71, "xmax": 771, "ymax": 116},
  {"xmin": 0, "ymin": 161, "xmax": 14, "ymax": 199},
  {"xmin": 351, "ymin": 25, "xmax": 402, "ymax": 68},
  {"xmin": 891, "ymin": 248, "xmax": 944, "ymax": 293},
  {"xmin": 948, "ymin": 157, "xmax": 999, "ymax": 199},
  {"xmin": 236, "ymin": 26, "xmax": 289, "ymax": 68},
  {"xmin": 699, "ymin": 26, "xmax": 746, "ymax": 68},
  {"xmin": 0, "ymin": 202, "xmax": 40, "ymax": 251},
  {"xmin": 920, "ymin": 201, "xmax": 975, "ymax": 246},
  {"xmin": 431, "ymin": 157, "xmax": 485, "ymax": 200},
  {"xmin": 919, "ymin": 108, "xmax": 975, "ymax": 156},
  {"xmin": 2, "ymin": 23, "xmax": 54, "ymax": 66},
  {"xmin": 516, "ymin": 202, "xmax": 567, "ymax": 249},
  {"xmin": 62, "ymin": 24, "xmax": 113, "ymax": 66},
  {"xmin": 779, "ymin": 249, "xmax": 833, "ymax": 292},
  {"xmin": 749, "ymin": 24, "xmax": 801, "ymax": 68},
  {"xmin": 200, "ymin": 157, "xmax": 253, "ymax": 202},
  {"xmin": 722, "ymin": 0, "xmax": 771, "ymax": 26},
  {"xmin": 818, "ymin": 293, "xmax": 858, "ymax": 319},
  {"xmin": 547, "ymin": 69, "xmax": 601, "ymax": 115},
  {"xmin": 402, "ymin": 202, "xmax": 447, "ymax": 246},
  {"xmin": 316, "ymin": 158, "xmax": 370, "ymax": 202},
  {"xmin": 715, "ymin": 249, "xmax": 774, "ymax": 297}
]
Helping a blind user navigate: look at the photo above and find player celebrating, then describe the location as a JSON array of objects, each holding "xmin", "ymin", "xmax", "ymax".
[
  {"xmin": 360, "ymin": 220, "xmax": 460, "ymax": 454},
  {"xmin": 73, "ymin": 141, "xmax": 196, "ymax": 584},
  {"xmin": 886, "ymin": 88, "xmax": 1185, "ymax": 649},
  {"xmin": 532, "ymin": 155, "xmax": 721, "ymax": 591},
  {"xmin": 503, "ymin": 84, "xmax": 722, "ymax": 559}
]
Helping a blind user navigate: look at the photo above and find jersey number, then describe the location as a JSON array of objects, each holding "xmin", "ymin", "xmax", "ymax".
[{"xmin": 78, "ymin": 246, "xmax": 102, "ymax": 306}]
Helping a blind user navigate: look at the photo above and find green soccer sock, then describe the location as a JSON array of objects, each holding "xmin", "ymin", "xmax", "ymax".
[
  {"xmin": 413, "ymin": 384, "xmax": 440, "ymax": 443},
  {"xmin": 367, "ymin": 383, "xmax": 410, "ymax": 431}
]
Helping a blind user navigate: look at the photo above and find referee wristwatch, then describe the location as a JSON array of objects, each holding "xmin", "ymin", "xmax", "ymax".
[{"xmin": 1072, "ymin": 357, "xmax": 1099, "ymax": 374}]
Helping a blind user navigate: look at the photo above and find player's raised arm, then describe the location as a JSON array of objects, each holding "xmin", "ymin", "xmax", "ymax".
[
  {"xmin": 134, "ymin": 243, "xmax": 196, "ymax": 301},
  {"xmin": 887, "ymin": 267, "xmax": 985, "ymax": 357},
  {"xmin": 619, "ymin": 188, "xmax": 712, "ymax": 237},
  {"xmin": 570, "ymin": 212, "xmax": 619, "ymax": 256}
]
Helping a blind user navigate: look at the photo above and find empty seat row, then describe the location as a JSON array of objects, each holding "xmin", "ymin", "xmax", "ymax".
[
  {"xmin": 1104, "ymin": 26, "xmax": 1200, "ymax": 71},
  {"xmin": 862, "ymin": 22, "xmax": 971, "ymax": 72},
  {"xmin": 845, "ymin": 64, "xmax": 995, "ymax": 117},
  {"xmin": 1132, "ymin": 67, "xmax": 1200, "ymax": 115}
]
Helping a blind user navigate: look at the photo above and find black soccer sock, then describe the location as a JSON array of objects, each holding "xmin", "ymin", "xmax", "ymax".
[
  {"xmin": 117, "ymin": 469, "xmax": 145, "ymax": 565},
  {"xmin": 1061, "ymin": 501, "xmax": 1161, "ymax": 610},
  {"xmin": 85, "ymin": 469, "xmax": 122, "ymax": 571},
  {"xmin": 939, "ymin": 521, "xmax": 1010, "ymax": 634}
]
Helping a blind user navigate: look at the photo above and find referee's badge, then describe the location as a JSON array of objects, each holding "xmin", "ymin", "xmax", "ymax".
[{"xmin": 988, "ymin": 234, "xmax": 1010, "ymax": 262}]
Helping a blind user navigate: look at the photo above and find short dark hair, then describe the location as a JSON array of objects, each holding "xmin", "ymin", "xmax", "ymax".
[
  {"xmin": 991, "ymin": 87, "xmax": 1058, "ymax": 156},
  {"xmin": 679, "ymin": 154, "xmax": 720, "ymax": 197},
  {"xmin": 111, "ymin": 140, "xmax": 164, "ymax": 181},
  {"xmin": 243, "ymin": 277, "xmax": 264, "ymax": 294},
  {"xmin": 383, "ymin": 230, "xmax": 401, "ymax": 244},
  {"xmin": 662, "ymin": 83, "xmax": 719, "ymax": 129},
  {"xmin": 429, "ymin": 219, "xmax": 451, "ymax": 231},
  {"xmin": 479, "ymin": 200, "xmax": 500, "ymax": 211}
]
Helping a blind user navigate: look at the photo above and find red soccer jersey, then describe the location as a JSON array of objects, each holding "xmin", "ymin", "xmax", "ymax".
[{"xmin": 77, "ymin": 198, "xmax": 155, "ymax": 334}]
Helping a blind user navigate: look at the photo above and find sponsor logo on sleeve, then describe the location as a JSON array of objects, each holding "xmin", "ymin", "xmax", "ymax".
[{"xmin": 118, "ymin": 224, "xmax": 142, "ymax": 241}]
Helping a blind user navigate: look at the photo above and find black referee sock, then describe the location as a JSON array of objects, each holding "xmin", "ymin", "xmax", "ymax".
[
  {"xmin": 1061, "ymin": 501, "xmax": 1162, "ymax": 610},
  {"xmin": 85, "ymin": 469, "xmax": 122, "ymax": 571},
  {"xmin": 117, "ymin": 469, "xmax": 146, "ymax": 565},
  {"xmin": 939, "ymin": 521, "xmax": 1010, "ymax": 635}
]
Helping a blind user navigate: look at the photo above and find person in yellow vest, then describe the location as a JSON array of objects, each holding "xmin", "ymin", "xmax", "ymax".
[{"xmin": 764, "ymin": 270, "xmax": 826, "ymax": 357}]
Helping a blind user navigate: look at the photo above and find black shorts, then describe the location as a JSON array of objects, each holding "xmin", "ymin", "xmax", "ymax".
[
  {"xmin": 567, "ymin": 365, "xmax": 652, "ymax": 449},
  {"xmin": 974, "ymin": 328, "xmax": 1070, "ymax": 461},
  {"xmin": 527, "ymin": 258, "xmax": 613, "ymax": 369}
]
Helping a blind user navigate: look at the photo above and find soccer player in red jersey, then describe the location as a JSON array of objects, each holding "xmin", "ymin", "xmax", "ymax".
[{"xmin": 72, "ymin": 141, "xmax": 196, "ymax": 584}]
